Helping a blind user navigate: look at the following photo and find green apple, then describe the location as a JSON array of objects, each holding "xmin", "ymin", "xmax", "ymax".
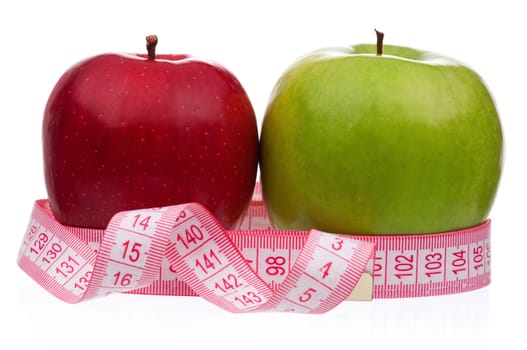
[{"xmin": 260, "ymin": 31, "xmax": 503, "ymax": 235}]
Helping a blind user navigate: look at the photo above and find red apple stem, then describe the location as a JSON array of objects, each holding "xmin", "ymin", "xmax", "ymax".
[
  {"xmin": 375, "ymin": 29, "xmax": 384, "ymax": 56},
  {"xmin": 146, "ymin": 35, "xmax": 158, "ymax": 60}
]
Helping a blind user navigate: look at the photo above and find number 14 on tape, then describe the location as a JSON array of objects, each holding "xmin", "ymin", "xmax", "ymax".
[{"xmin": 17, "ymin": 200, "xmax": 375, "ymax": 314}]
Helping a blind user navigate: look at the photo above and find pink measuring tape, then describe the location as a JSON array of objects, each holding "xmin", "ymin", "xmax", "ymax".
[{"xmin": 17, "ymin": 183, "xmax": 491, "ymax": 314}]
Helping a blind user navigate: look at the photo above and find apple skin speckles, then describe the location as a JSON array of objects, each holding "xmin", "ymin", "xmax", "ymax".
[{"xmin": 43, "ymin": 51, "xmax": 258, "ymax": 229}]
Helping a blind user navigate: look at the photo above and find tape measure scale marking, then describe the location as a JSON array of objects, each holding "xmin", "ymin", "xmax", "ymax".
[
  {"xmin": 18, "ymin": 202, "xmax": 97, "ymax": 303},
  {"xmin": 228, "ymin": 223, "xmax": 490, "ymax": 299},
  {"xmin": 84, "ymin": 206, "xmax": 173, "ymax": 300},
  {"xmin": 163, "ymin": 204, "xmax": 274, "ymax": 313},
  {"xmin": 17, "ymin": 186, "xmax": 491, "ymax": 313},
  {"xmin": 365, "ymin": 221, "xmax": 490, "ymax": 298},
  {"xmin": 233, "ymin": 183, "xmax": 491, "ymax": 299}
]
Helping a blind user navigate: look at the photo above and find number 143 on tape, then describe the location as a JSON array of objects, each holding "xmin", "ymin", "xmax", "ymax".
[{"xmin": 17, "ymin": 199, "xmax": 491, "ymax": 313}]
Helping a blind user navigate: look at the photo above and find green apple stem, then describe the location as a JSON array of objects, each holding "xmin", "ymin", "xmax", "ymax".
[
  {"xmin": 375, "ymin": 29, "xmax": 384, "ymax": 56},
  {"xmin": 146, "ymin": 35, "xmax": 158, "ymax": 60}
]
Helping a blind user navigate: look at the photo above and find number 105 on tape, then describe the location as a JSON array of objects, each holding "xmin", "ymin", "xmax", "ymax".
[{"xmin": 17, "ymin": 199, "xmax": 491, "ymax": 311}]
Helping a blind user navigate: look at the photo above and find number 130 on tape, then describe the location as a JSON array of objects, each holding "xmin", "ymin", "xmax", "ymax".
[{"xmin": 17, "ymin": 198, "xmax": 490, "ymax": 313}]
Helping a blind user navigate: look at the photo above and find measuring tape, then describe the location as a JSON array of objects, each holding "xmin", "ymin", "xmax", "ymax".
[{"xmin": 17, "ymin": 183, "xmax": 490, "ymax": 313}]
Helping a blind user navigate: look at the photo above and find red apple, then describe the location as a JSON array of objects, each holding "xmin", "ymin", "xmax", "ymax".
[{"xmin": 43, "ymin": 35, "xmax": 258, "ymax": 229}]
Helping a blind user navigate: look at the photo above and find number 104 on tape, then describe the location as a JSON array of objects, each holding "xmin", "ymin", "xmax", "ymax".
[{"xmin": 17, "ymin": 192, "xmax": 491, "ymax": 313}]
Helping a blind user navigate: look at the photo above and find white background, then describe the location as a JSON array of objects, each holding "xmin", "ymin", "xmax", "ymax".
[{"xmin": 1, "ymin": 0, "xmax": 524, "ymax": 349}]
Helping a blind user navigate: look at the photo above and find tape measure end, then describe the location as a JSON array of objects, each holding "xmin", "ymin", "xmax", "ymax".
[{"xmin": 347, "ymin": 272, "xmax": 373, "ymax": 302}]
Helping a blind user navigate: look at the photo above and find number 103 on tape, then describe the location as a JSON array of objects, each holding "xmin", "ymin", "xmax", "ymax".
[{"xmin": 17, "ymin": 198, "xmax": 491, "ymax": 313}]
